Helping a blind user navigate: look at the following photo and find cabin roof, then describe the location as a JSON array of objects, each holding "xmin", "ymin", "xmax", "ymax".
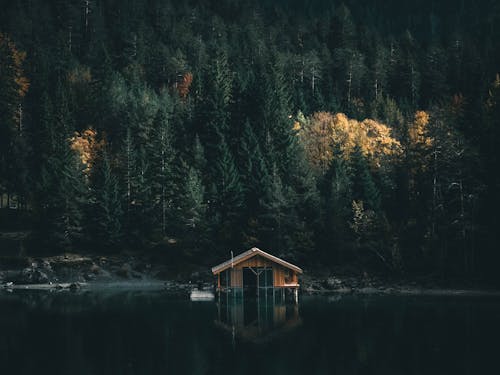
[{"xmin": 211, "ymin": 247, "xmax": 303, "ymax": 275}]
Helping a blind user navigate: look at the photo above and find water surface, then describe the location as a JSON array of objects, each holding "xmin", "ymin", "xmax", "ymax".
[{"xmin": 1, "ymin": 290, "xmax": 499, "ymax": 374}]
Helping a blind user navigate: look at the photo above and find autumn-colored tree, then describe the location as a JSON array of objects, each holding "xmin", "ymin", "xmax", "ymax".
[
  {"xmin": 0, "ymin": 33, "xmax": 29, "ymax": 104},
  {"xmin": 71, "ymin": 128, "xmax": 104, "ymax": 175},
  {"xmin": 406, "ymin": 110, "xmax": 433, "ymax": 199},
  {"xmin": 297, "ymin": 111, "xmax": 402, "ymax": 173},
  {"xmin": 177, "ymin": 72, "xmax": 193, "ymax": 99},
  {"xmin": 408, "ymin": 111, "xmax": 433, "ymax": 151}
]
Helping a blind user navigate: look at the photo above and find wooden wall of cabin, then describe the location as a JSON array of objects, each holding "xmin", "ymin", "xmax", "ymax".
[
  {"xmin": 236, "ymin": 255, "xmax": 274, "ymax": 269},
  {"xmin": 274, "ymin": 267, "xmax": 285, "ymax": 287},
  {"xmin": 230, "ymin": 268, "xmax": 243, "ymax": 288},
  {"xmin": 273, "ymin": 266, "xmax": 298, "ymax": 287}
]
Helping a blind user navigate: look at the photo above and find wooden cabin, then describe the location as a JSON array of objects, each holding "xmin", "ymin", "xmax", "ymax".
[{"xmin": 212, "ymin": 247, "xmax": 302, "ymax": 300}]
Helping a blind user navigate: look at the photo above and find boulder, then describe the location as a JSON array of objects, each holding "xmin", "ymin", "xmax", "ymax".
[
  {"xmin": 41, "ymin": 260, "xmax": 52, "ymax": 272},
  {"xmin": 131, "ymin": 271, "xmax": 143, "ymax": 279},
  {"xmin": 35, "ymin": 270, "xmax": 49, "ymax": 284},
  {"xmin": 21, "ymin": 267, "xmax": 34, "ymax": 283},
  {"xmin": 325, "ymin": 277, "xmax": 344, "ymax": 289},
  {"xmin": 90, "ymin": 263, "xmax": 101, "ymax": 275},
  {"xmin": 116, "ymin": 263, "xmax": 132, "ymax": 278}
]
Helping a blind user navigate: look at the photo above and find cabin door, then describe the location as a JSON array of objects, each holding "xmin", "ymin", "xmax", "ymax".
[{"xmin": 243, "ymin": 267, "xmax": 258, "ymax": 297}]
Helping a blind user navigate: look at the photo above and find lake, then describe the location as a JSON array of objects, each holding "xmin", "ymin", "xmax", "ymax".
[{"xmin": 1, "ymin": 289, "xmax": 499, "ymax": 375}]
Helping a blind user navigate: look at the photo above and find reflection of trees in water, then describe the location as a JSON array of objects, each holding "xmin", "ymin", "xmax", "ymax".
[
  {"xmin": 215, "ymin": 295, "xmax": 302, "ymax": 343},
  {"xmin": 0, "ymin": 289, "xmax": 174, "ymax": 314},
  {"xmin": 1, "ymin": 292, "xmax": 495, "ymax": 374},
  {"xmin": 0, "ymin": 290, "xmax": 219, "ymax": 375}
]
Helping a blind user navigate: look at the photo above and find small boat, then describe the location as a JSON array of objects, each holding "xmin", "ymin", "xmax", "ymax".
[{"xmin": 190, "ymin": 289, "xmax": 215, "ymax": 301}]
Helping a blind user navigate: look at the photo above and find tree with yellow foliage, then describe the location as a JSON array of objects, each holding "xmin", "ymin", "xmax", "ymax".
[
  {"xmin": 408, "ymin": 111, "xmax": 433, "ymax": 152},
  {"xmin": 406, "ymin": 110, "xmax": 433, "ymax": 198},
  {"xmin": 296, "ymin": 111, "xmax": 402, "ymax": 173},
  {"xmin": 70, "ymin": 128, "xmax": 104, "ymax": 175}
]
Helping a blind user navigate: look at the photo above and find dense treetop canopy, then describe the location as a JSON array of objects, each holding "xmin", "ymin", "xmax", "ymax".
[{"xmin": 1, "ymin": 0, "xmax": 499, "ymax": 281}]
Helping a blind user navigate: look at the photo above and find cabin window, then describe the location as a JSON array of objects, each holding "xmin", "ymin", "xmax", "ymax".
[
  {"xmin": 220, "ymin": 270, "xmax": 231, "ymax": 288},
  {"xmin": 284, "ymin": 269, "xmax": 292, "ymax": 284},
  {"xmin": 258, "ymin": 267, "xmax": 273, "ymax": 288}
]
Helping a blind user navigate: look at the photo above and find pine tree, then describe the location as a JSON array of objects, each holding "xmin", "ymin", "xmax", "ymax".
[
  {"xmin": 191, "ymin": 134, "xmax": 206, "ymax": 173},
  {"xmin": 238, "ymin": 120, "xmax": 270, "ymax": 212},
  {"xmin": 258, "ymin": 163, "xmax": 315, "ymax": 257},
  {"xmin": 351, "ymin": 145, "xmax": 381, "ymax": 212},
  {"xmin": 175, "ymin": 163, "xmax": 207, "ymax": 254},
  {"xmin": 238, "ymin": 120, "xmax": 271, "ymax": 246},
  {"xmin": 262, "ymin": 55, "xmax": 295, "ymax": 177},
  {"xmin": 149, "ymin": 94, "xmax": 175, "ymax": 237},
  {"xmin": 326, "ymin": 150, "xmax": 353, "ymax": 262},
  {"xmin": 88, "ymin": 147, "xmax": 123, "ymax": 249},
  {"xmin": 209, "ymin": 136, "xmax": 243, "ymax": 252},
  {"xmin": 36, "ymin": 83, "xmax": 86, "ymax": 250},
  {"xmin": 118, "ymin": 82, "xmax": 159, "ymax": 243},
  {"xmin": 200, "ymin": 43, "xmax": 233, "ymax": 164},
  {"xmin": 0, "ymin": 33, "xmax": 29, "ymax": 206}
]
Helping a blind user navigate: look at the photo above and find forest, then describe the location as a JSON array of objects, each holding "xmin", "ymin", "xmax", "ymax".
[{"xmin": 1, "ymin": 0, "xmax": 500, "ymax": 282}]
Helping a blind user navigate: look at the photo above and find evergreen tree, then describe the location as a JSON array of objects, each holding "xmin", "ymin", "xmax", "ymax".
[
  {"xmin": 209, "ymin": 136, "xmax": 243, "ymax": 252},
  {"xmin": 175, "ymin": 163, "xmax": 208, "ymax": 254},
  {"xmin": 350, "ymin": 145, "xmax": 381, "ymax": 212},
  {"xmin": 262, "ymin": 55, "xmax": 295, "ymax": 177},
  {"xmin": 149, "ymin": 94, "xmax": 175, "ymax": 237},
  {"xmin": 88, "ymin": 147, "xmax": 123, "ymax": 249},
  {"xmin": 326, "ymin": 150, "xmax": 353, "ymax": 262},
  {"xmin": 238, "ymin": 120, "xmax": 271, "ymax": 246},
  {"xmin": 36, "ymin": 83, "xmax": 86, "ymax": 250},
  {"xmin": 0, "ymin": 33, "xmax": 29, "ymax": 206},
  {"xmin": 238, "ymin": 120, "xmax": 270, "ymax": 212},
  {"xmin": 199, "ymin": 43, "xmax": 232, "ymax": 164}
]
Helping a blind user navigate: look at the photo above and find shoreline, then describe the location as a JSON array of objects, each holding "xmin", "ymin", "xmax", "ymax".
[
  {"xmin": 2, "ymin": 252, "xmax": 500, "ymax": 297},
  {"xmin": 3, "ymin": 279, "xmax": 500, "ymax": 298}
]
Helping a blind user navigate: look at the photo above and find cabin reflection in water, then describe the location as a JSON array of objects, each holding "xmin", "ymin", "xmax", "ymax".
[{"xmin": 215, "ymin": 294, "xmax": 301, "ymax": 343}]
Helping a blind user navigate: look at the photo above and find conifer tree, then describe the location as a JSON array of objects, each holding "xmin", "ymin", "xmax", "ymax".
[
  {"xmin": 0, "ymin": 33, "xmax": 29, "ymax": 205},
  {"xmin": 237, "ymin": 120, "xmax": 272, "ymax": 246},
  {"xmin": 149, "ymin": 94, "xmax": 175, "ymax": 237},
  {"xmin": 258, "ymin": 163, "xmax": 314, "ymax": 257},
  {"xmin": 209, "ymin": 136, "xmax": 243, "ymax": 251},
  {"xmin": 262, "ymin": 55, "xmax": 295, "ymax": 177},
  {"xmin": 88, "ymin": 147, "xmax": 123, "ymax": 249},
  {"xmin": 36, "ymin": 83, "xmax": 86, "ymax": 250},
  {"xmin": 326, "ymin": 149, "xmax": 353, "ymax": 261},
  {"xmin": 238, "ymin": 120, "xmax": 270, "ymax": 212},
  {"xmin": 175, "ymin": 162, "xmax": 207, "ymax": 254},
  {"xmin": 200, "ymin": 43, "xmax": 233, "ymax": 164},
  {"xmin": 351, "ymin": 145, "xmax": 381, "ymax": 212}
]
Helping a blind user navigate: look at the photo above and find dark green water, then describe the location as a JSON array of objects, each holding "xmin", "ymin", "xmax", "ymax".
[{"xmin": 1, "ymin": 290, "xmax": 499, "ymax": 375}]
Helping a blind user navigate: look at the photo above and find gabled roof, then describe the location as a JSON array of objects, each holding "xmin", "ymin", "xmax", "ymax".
[{"xmin": 211, "ymin": 247, "xmax": 303, "ymax": 274}]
